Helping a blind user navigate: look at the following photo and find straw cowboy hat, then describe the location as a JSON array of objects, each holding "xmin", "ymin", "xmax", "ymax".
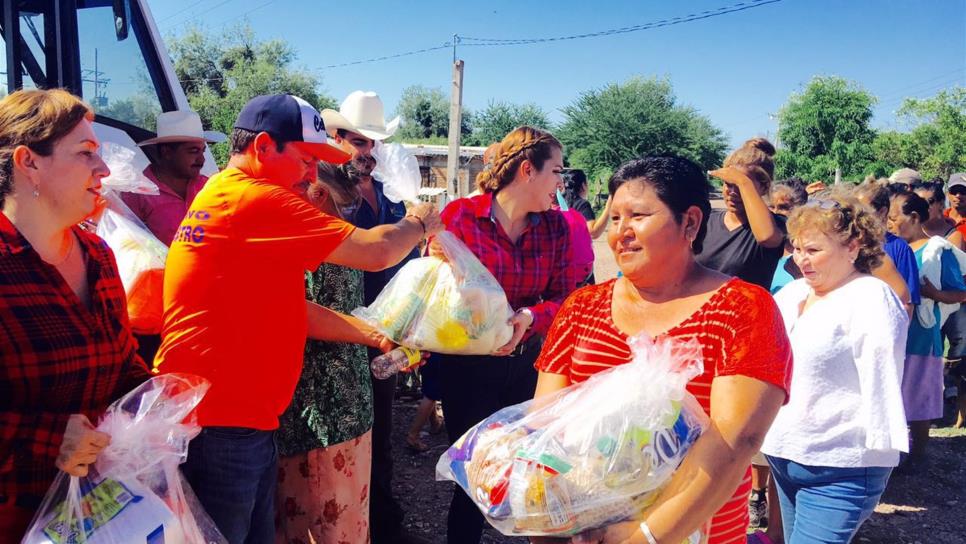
[
  {"xmin": 138, "ymin": 110, "xmax": 227, "ymax": 146},
  {"xmin": 321, "ymin": 91, "xmax": 400, "ymax": 141}
]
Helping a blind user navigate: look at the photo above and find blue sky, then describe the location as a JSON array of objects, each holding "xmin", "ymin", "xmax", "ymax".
[{"xmin": 149, "ymin": 0, "xmax": 966, "ymax": 148}]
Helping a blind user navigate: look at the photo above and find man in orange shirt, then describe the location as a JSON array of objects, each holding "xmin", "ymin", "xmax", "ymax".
[{"xmin": 154, "ymin": 94, "xmax": 441, "ymax": 543}]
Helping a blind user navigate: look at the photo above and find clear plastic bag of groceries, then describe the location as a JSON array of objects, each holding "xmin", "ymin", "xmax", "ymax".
[
  {"xmin": 22, "ymin": 374, "xmax": 225, "ymax": 544},
  {"xmin": 100, "ymin": 142, "xmax": 157, "ymax": 195},
  {"xmin": 436, "ymin": 335, "xmax": 710, "ymax": 537},
  {"xmin": 352, "ymin": 231, "xmax": 514, "ymax": 354},
  {"xmin": 371, "ymin": 141, "xmax": 421, "ymax": 204},
  {"xmin": 95, "ymin": 191, "xmax": 168, "ymax": 335}
]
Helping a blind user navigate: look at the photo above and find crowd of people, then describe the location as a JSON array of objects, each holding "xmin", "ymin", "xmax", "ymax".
[{"xmin": 0, "ymin": 85, "xmax": 963, "ymax": 544}]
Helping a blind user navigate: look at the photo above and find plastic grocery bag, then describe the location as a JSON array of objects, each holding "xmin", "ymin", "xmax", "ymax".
[
  {"xmin": 22, "ymin": 374, "xmax": 225, "ymax": 544},
  {"xmin": 352, "ymin": 231, "xmax": 514, "ymax": 354},
  {"xmin": 95, "ymin": 191, "xmax": 168, "ymax": 334},
  {"xmin": 372, "ymin": 141, "xmax": 421, "ymax": 204},
  {"xmin": 436, "ymin": 335, "xmax": 710, "ymax": 537},
  {"xmin": 100, "ymin": 142, "xmax": 157, "ymax": 195}
]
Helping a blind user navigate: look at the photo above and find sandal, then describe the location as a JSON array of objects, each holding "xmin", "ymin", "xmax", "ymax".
[{"xmin": 406, "ymin": 435, "xmax": 429, "ymax": 453}]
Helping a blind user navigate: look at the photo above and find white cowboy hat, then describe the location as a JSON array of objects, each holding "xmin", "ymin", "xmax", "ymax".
[
  {"xmin": 320, "ymin": 91, "xmax": 400, "ymax": 141},
  {"xmin": 138, "ymin": 110, "xmax": 227, "ymax": 146}
]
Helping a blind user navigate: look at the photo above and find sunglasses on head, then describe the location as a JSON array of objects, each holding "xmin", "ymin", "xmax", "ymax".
[
  {"xmin": 807, "ymin": 198, "xmax": 841, "ymax": 210},
  {"xmin": 949, "ymin": 186, "xmax": 966, "ymax": 196}
]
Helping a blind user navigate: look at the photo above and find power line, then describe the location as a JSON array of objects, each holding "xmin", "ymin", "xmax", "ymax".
[
  {"xmin": 221, "ymin": 0, "xmax": 280, "ymax": 26},
  {"xmin": 157, "ymin": 0, "xmax": 215, "ymax": 24},
  {"xmin": 458, "ymin": 0, "xmax": 783, "ymax": 46},
  {"xmin": 166, "ymin": 0, "xmax": 238, "ymax": 29},
  {"xmin": 319, "ymin": 44, "xmax": 453, "ymax": 70}
]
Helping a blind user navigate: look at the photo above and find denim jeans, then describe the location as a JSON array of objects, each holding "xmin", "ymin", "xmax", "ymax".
[
  {"xmin": 766, "ymin": 455, "xmax": 892, "ymax": 544},
  {"xmin": 181, "ymin": 427, "xmax": 278, "ymax": 544}
]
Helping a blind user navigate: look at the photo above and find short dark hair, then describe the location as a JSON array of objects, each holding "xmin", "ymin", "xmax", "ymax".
[
  {"xmin": 608, "ymin": 155, "xmax": 712, "ymax": 254},
  {"xmin": 229, "ymin": 127, "xmax": 286, "ymax": 155},
  {"xmin": 562, "ymin": 168, "xmax": 588, "ymax": 208},
  {"xmin": 774, "ymin": 177, "xmax": 808, "ymax": 206},
  {"xmin": 853, "ymin": 182, "xmax": 891, "ymax": 213},
  {"xmin": 896, "ymin": 192, "xmax": 930, "ymax": 223},
  {"xmin": 911, "ymin": 180, "xmax": 944, "ymax": 205}
]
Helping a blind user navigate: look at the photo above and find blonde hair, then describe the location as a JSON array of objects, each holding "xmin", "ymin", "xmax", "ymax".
[
  {"xmin": 786, "ymin": 195, "xmax": 885, "ymax": 273},
  {"xmin": 724, "ymin": 137, "xmax": 776, "ymax": 189},
  {"xmin": 475, "ymin": 126, "xmax": 561, "ymax": 193},
  {"xmin": 0, "ymin": 89, "xmax": 94, "ymax": 206}
]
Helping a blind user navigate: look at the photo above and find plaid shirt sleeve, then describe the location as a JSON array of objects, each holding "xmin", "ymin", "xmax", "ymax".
[{"xmin": 1, "ymin": 222, "xmax": 149, "ymax": 504}]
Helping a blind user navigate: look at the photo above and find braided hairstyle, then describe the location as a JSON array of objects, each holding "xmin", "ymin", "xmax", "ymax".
[{"xmin": 475, "ymin": 126, "xmax": 562, "ymax": 194}]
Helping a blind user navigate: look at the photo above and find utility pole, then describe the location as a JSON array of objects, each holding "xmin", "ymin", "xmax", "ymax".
[{"xmin": 446, "ymin": 34, "xmax": 464, "ymax": 198}]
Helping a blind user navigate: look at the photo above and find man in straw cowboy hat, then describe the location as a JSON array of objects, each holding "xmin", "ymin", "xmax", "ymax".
[
  {"xmin": 122, "ymin": 110, "xmax": 225, "ymax": 245},
  {"xmin": 119, "ymin": 110, "xmax": 225, "ymax": 363},
  {"xmin": 322, "ymin": 91, "xmax": 429, "ymax": 544},
  {"xmin": 154, "ymin": 94, "xmax": 441, "ymax": 543}
]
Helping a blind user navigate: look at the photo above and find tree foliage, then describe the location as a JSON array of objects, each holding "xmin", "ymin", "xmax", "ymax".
[
  {"xmin": 774, "ymin": 76, "xmax": 876, "ymax": 181},
  {"xmin": 466, "ymin": 100, "xmax": 552, "ymax": 146},
  {"xmin": 870, "ymin": 88, "xmax": 966, "ymax": 180},
  {"xmin": 166, "ymin": 24, "xmax": 336, "ymax": 165},
  {"xmin": 393, "ymin": 85, "xmax": 471, "ymax": 142},
  {"xmin": 557, "ymin": 77, "xmax": 727, "ymax": 184}
]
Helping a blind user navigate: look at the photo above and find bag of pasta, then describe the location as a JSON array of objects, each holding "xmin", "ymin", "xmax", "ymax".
[
  {"xmin": 352, "ymin": 231, "xmax": 514, "ymax": 354},
  {"xmin": 436, "ymin": 334, "xmax": 710, "ymax": 537},
  {"xmin": 22, "ymin": 374, "xmax": 225, "ymax": 544}
]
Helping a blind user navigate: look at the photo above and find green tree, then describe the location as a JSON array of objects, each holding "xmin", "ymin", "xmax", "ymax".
[
  {"xmin": 774, "ymin": 76, "xmax": 877, "ymax": 181},
  {"xmin": 393, "ymin": 85, "xmax": 471, "ymax": 142},
  {"xmin": 166, "ymin": 24, "xmax": 336, "ymax": 165},
  {"xmin": 557, "ymin": 76, "xmax": 727, "ymax": 182},
  {"xmin": 467, "ymin": 100, "xmax": 552, "ymax": 146},
  {"xmin": 892, "ymin": 88, "xmax": 966, "ymax": 180}
]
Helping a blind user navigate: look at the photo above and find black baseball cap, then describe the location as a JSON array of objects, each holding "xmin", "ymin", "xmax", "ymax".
[{"xmin": 234, "ymin": 94, "xmax": 350, "ymax": 164}]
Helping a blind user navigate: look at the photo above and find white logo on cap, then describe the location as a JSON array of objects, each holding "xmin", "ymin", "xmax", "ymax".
[{"xmin": 291, "ymin": 95, "xmax": 327, "ymax": 145}]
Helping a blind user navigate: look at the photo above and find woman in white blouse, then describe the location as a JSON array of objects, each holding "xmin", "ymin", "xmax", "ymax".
[{"xmin": 762, "ymin": 195, "xmax": 909, "ymax": 543}]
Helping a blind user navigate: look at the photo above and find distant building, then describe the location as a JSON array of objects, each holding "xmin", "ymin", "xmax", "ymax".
[{"xmin": 402, "ymin": 144, "xmax": 487, "ymax": 199}]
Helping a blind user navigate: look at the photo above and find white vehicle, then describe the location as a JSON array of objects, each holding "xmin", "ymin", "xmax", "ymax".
[{"xmin": 1, "ymin": 0, "xmax": 218, "ymax": 175}]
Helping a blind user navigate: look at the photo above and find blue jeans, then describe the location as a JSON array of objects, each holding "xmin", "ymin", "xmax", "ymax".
[
  {"xmin": 181, "ymin": 427, "xmax": 278, "ymax": 544},
  {"xmin": 766, "ymin": 456, "xmax": 892, "ymax": 544}
]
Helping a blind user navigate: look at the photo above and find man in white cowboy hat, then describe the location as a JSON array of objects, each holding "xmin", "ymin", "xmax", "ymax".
[
  {"xmin": 322, "ymin": 91, "xmax": 428, "ymax": 544},
  {"xmin": 119, "ymin": 110, "xmax": 225, "ymax": 364},
  {"xmin": 121, "ymin": 110, "xmax": 226, "ymax": 246}
]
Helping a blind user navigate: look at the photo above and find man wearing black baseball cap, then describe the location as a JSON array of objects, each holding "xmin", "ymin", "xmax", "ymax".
[{"xmin": 154, "ymin": 94, "xmax": 441, "ymax": 543}]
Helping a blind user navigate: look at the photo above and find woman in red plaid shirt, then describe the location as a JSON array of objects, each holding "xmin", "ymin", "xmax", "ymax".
[
  {"xmin": 431, "ymin": 126, "xmax": 578, "ymax": 543},
  {"xmin": 0, "ymin": 89, "xmax": 150, "ymax": 539}
]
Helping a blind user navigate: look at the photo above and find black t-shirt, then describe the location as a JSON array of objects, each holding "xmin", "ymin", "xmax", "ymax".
[
  {"xmin": 571, "ymin": 197, "xmax": 596, "ymax": 221},
  {"xmin": 695, "ymin": 209, "xmax": 787, "ymax": 289}
]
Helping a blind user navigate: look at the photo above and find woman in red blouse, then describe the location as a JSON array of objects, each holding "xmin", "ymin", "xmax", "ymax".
[
  {"xmin": 0, "ymin": 89, "xmax": 150, "ymax": 538},
  {"xmin": 531, "ymin": 156, "xmax": 792, "ymax": 544},
  {"xmin": 432, "ymin": 126, "xmax": 577, "ymax": 543}
]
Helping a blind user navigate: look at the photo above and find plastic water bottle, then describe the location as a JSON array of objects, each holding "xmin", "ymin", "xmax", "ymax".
[{"xmin": 371, "ymin": 347, "xmax": 421, "ymax": 380}]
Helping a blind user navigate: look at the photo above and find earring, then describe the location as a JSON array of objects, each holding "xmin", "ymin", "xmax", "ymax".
[{"xmin": 32, "ymin": 186, "xmax": 39, "ymax": 198}]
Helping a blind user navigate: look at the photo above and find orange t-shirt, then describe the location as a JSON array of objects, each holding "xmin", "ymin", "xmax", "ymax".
[{"xmin": 154, "ymin": 167, "xmax": 356, "ymax": 430}]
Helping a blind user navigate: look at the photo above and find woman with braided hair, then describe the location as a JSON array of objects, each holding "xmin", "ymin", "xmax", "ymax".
[{"xmin": 429, "ymin": 126, "xmax": 577, "ymax": 543}]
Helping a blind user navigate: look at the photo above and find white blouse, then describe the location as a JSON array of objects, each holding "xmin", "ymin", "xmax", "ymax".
[{"xmin": 761, "ymin": 276, "xmax": 909, "ymax": 468}]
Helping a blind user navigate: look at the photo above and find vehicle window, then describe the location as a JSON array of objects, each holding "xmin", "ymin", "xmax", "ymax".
[{"xmin": 77, "ymin": 1, "xmax": 164, "ymax": 131}]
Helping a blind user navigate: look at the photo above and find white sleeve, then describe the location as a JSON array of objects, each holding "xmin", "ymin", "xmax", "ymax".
[{"xmin": 851, "ymin": 284, "xmax": 910, "ymax": 452}]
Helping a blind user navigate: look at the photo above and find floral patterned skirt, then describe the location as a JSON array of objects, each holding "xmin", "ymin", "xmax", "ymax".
[{"xmin": 275, "ymin": 431, "xmax": 372, "ymax": 544}]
